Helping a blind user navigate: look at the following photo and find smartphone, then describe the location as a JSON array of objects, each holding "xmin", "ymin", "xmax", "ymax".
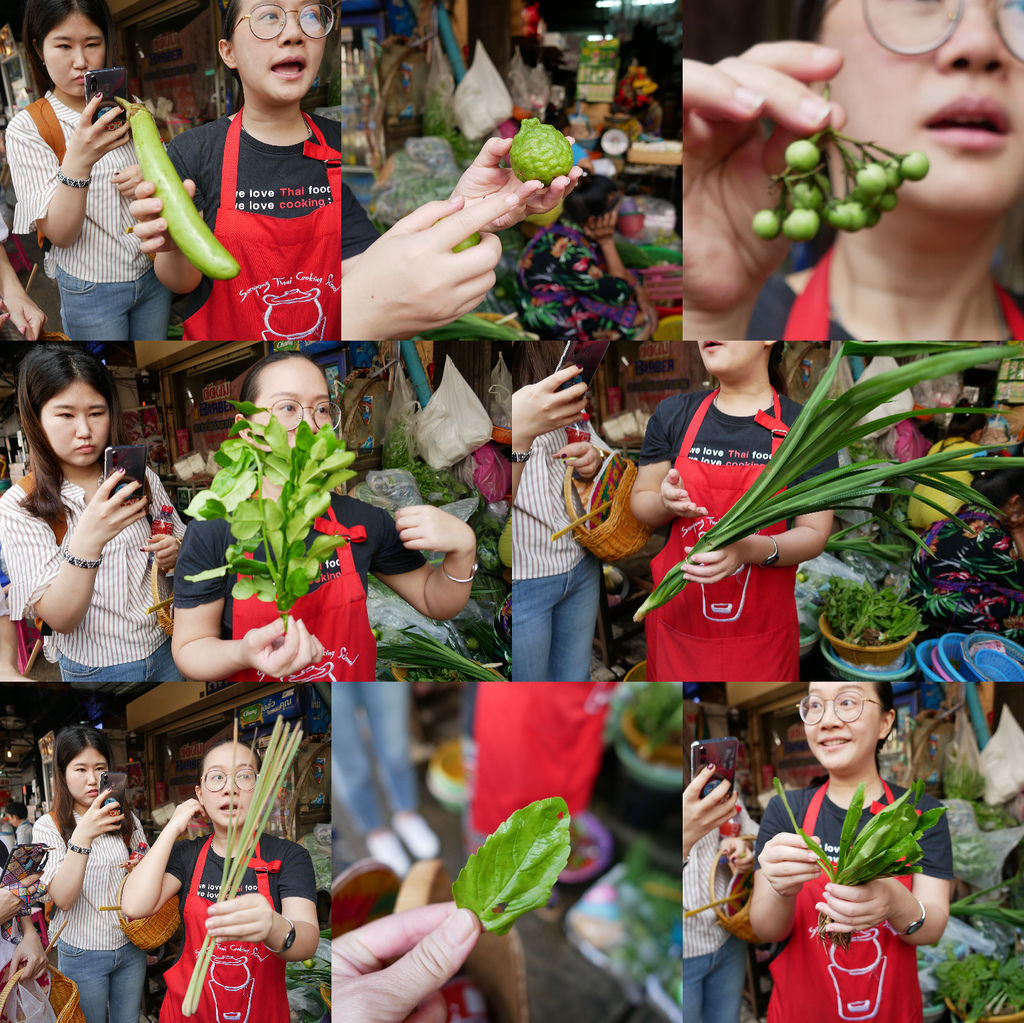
[
  {"xmin": 690, "ymin": 737, "xmax": 739, "ymax": 799},
  {"xmin": 555, "ymin": 340, "xmax": 612, "ymax": 392},
  {"xmin": 83, "ymin": 67, "xmax": 128, "ymax": 127},
  {"xmin": 1, "ymin": 844, "xmax": 49, "ymax": 888},
  {"xmin": 99, "ymin": 771, "xmax": 128, "ymax": 811},
  {"xmin": 103, "ymin": 445, "xmax": 147, "ymax": 497}
]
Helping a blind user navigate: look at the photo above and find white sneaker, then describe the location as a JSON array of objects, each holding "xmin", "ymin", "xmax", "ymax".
[
  {"xmin": 392, "ymin": 811, "xmax": 441, "ymax": 861},
  {"xmin": 365, "ymin": 829, "xmax": 412, "ymax": 877}
]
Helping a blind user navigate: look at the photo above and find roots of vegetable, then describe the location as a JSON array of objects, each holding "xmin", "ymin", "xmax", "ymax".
[{"xmin": 816, "ymin": 910, "xmax": 851, "ymax": 951}]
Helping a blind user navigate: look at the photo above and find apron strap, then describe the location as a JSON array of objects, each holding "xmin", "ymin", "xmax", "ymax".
[
  {"xmin": 996, "ymin": 283, "xmax": 1024, "ymax": 340},
  {"xmin": 783, "ymin": 248, "xmax": 834, "ymax": 342}
]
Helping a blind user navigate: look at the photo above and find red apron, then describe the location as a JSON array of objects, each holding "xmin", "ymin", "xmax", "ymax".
[
  {"xmin": 160, "ymin": 838, "xmax": 288, "ymax": 1023},
  {"xmin": 183, "ymin": 110, "xmax": 341, "ymax": 342},
  {"xmin": 645, "ymin": 389, "xmax": 797, "ymax": 682},
  {"xmin": 767, "ymin": 781, "xmax": 921, "ymax": 1023},
  {"xmin": 470, "ymin": 681, "xmax": 616, "ymax": 836},
  {"xmin": 228, "ymin": 507, "xmax": 376, "ymax": 683},
  {"xmin": 783, "ymin": 247, "xmax": 1024, "ymax": 341}
]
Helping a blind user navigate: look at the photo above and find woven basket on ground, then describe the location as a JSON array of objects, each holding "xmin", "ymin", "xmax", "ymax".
[
  {"xmin": 562, "ymin": 455, "xmax": 652, "ymax": 562},
  {"xmin": 116, "ymin": 875, "xmax": 181, "ymax": 950},
  {"xmin": 707, "ymin": 842, "xmax": 759, "ymax": 944},
  {"xmin": 0, "ymin": 918, "xmax": 85, "ymax": 1023}
]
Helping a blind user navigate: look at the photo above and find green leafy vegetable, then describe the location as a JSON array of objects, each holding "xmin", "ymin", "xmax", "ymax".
[
  {"xmin": 631, "ymin": 681, "xmax": 685, "ymax": 750},
  {"xmin": 184, "ymin": 402, "xmax": 357, "ymax": 626},
  {"xmin": 376, "ymin": 629, "xmax": 507, "ymax": 681},
  {"xmin": 935, "ymin": 953, "xmax": 1024, "ymax": 1023},
  {"xmin": 821, "ymin": 577, "xmax": 923, "ymax": 645},
  {"xmin": 453, "ymin": 796, "xmax": 571, "ymax": 934}
]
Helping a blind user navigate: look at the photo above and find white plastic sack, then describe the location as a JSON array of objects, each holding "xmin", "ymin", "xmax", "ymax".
[
  {"xmin": 488, "ymin": 352, "xmax": 512, "ymax": 427},
  {"xmin": 980, "ymin": 704, "xmax": 1024, "ymax": 805},
  {"xmin": 507, "ymin": 46, "xmax": 551, "ymax": 111},
  {"xmin": 854, "ymin": 356, "xmax": 914, "ymax": 439},
  {"xmin": 0, "ymin": 939, "xmax": 54, "ymax": 1023},
  {"xmin": 413, "ymin": 356, "xmax": 493, "ymax": 468},
  {"xmin": 385, "ymin": 360, "xmax": 418, "ymax": 439},
  {"xmin": 452, "ymin": 41, "xmax": 512, "ymax": 139}
]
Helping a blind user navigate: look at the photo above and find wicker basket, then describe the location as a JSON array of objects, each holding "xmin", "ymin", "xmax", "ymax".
[
  {"xmin": 116, "ymin": 875, "xmax": 181, "ymax": 950},
  {"xmin": 0, "ymin": 919, "xmax": 86, "ymax": 1023},
  {"xmin": 819, "ymin": 613, "xmax": 916, "ymax": 668},
  {"xmin": 621, "ymin": 708, "xmax": 684, "ymax": 768},
  {"xmin": 395, "ymin": 859, "xmax": 528, "ymax": 1023},
  {"xmin": 708, "ymin": 847, "xmax": 759, "ymax": 944},
  {"xmin": 945, "ymin": 999, "xmax": 1024, "ymax": 1022},
  {"xmin": 562, "ymin": 456, "xmax": 652, "ymax": 562},
  {"xmin": 150, "ymin": 562, "xmax": 173, "ymax": 637}
]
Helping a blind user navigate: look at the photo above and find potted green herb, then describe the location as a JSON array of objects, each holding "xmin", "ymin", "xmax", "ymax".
[
  {"xmin": 620, "ymin": 681, "xmax": 684, "ymax": 768},
  {"xmin": 819, "ymin": 577, "xmax": 922, "ymax": 668}
]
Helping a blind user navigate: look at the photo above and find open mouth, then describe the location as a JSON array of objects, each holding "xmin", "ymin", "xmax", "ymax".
[
  {"xmin": 271, "ymin": 58, "xmax": 306, "ymax": 79},
  {"xmin": 926, "ymin": 99, "xmax": 1009, "ymax": 150}
]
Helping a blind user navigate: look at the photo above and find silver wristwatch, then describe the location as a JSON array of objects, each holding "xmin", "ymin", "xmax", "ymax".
[
  {"xmin": 761, "ymin": 534, "xmax": 780, "ymax": 567},
  {"xmin": 904, "ymin": 897, "xmax": 926, "ymax": 936}
]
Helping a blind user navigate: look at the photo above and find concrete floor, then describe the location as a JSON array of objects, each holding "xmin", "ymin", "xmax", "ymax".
[{"xmin": 334, "ymin": 684, "xmax": 681, "ymax": 1023}]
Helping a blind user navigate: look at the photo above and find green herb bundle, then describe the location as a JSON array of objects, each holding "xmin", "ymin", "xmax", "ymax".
[
  {"xmin": 821, "ymin": 577, "xmax": 923, "ymax": 646},
  {"xmin": 376, "ymin": 629, "xmax": 507, "ymax": 681},
  {"xmin": 772, "ymin": 777, "xmax": 946, "ymax": 949},
  {"xmin": 935, "ymin": 953, "xmax": 1024, "ymax": 1023},
  {"xmin": 635, "ymin": 342, "xmax": 1024, "ymax": 623},
  {"xmin": 949, "ymin": 881, "xmax": 1024, "ymax": 930},
  {"xmin": 184, "ymin": 403, "xmax": 357, "ymax": 627}
]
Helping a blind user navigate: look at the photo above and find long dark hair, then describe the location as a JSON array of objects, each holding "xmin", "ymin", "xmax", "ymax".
[
  {"xmin": 239, "ymin": 350, "xmax": 325, "ymax": 406},
  {"xmin": 769, "ymin": 342, "xmax": 788, "ymax": 396},
  {"xmin": 23, "ymin": 0, "xmax": 117, "ymax": 97},
  {"xmin": 510, "ymin": 341, "xmax": 567, "ymax": 390},
  {"xmin": 18, "ymin": 344, "xmax": 130, "ymax": 532},
  {"xmin": 51, "ymin": 726, "xmax": 134, "ymax": 849},
  {"xmin": 792, "ymin": 0, "xmax": 828, "ymax": 39},
  {"xmin": 972, "ymin": 465, "xmax": 1024, "ymax": 508},
  {"xmin": 562, "ymin": 174, "xmax": 621, "ymax": 227},
  {"xmin": 219, "ymin": 0, "xmax": 248, "ymax": 106},
  {"xmin": 873, "ymin": 682, "xmax": 895, "ymax": 770},
  {"xmin": 946, "ymin": 399, "xmax": 987, "ymax": 441}
]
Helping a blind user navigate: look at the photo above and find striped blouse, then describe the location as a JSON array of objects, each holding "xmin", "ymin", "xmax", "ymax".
[
  {"xmin": 0, "ymin": 467, "xmax": 185, "ymax": 667},
  {"xmin": 34, "ymin": 811, "xmax": 145, "ymax": 951},
  {"xmin": 513, "ymin": 424, "xmax": 607, "ymax": 581},
  {"xmin": 5, "ymin": 92, "xmax": 152, "ymax": 283}
]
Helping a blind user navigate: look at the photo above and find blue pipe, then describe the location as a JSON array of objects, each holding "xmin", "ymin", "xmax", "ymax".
[
  {"xmin": 962, "ymin": 682, "xmax": 991, "ymax": 749},
  {"xmin": 436, "ymin": 2, "xmax": 465, "ymax": 82},
  {"xmin": 401, "ymin": 341, "xmax": 432, "ymax": 406}
]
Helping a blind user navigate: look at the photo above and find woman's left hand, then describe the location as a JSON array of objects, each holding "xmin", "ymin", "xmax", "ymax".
[
  {"xmin": 0, "ymin": 293, "xmax": 46, "ymax": 341},
  {"xmin": 719, "ymin": 837, "xmax": 754, "ymax": 871},
  {"xmin": 10, "ymin": 921, "xmax": 47, "ymax": 981},
  {"xmin": 816, "ymin": 878, "xmax": 896, "ymax": 934},
  {"xmin": 142, "ymin": 533, "xmax": 179, "ymax": 572},
  {"xmin": 452, "ymin": 137, "xmax": 585, "ymax": 231},
  {"xmin": 551, "ymin": 441, "xmax": 602, "ymax": 481},
  {"xmin": 681, "ymin": 542, "xmax": 747, "ymax": 585},
  {"xmin": 394, "ymin": 505, "xmax": 475, "ymax": 558},
  {"xmin": 206, "ymin": 893, "xmax": 276, "ymax": 943}
]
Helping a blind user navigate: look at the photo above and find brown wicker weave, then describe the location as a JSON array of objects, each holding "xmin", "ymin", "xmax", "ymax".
[
  {"xmin": 115, "ymin": 876, "xmax": 181, "ymax": 950},
  {"xmin": 0, "ymin": 918, "xmax": 85, "ymax": 1023},
  {"xmin": 150, "ymin": 562, "xmax": 173, "ymax": 637},
  {"xmin": 708, "ymin": 841, "xmax": 759, "ymax": 944},
  {"xmin": 562, "ymin": 455, "xmax": 652, "ymax": 562}
]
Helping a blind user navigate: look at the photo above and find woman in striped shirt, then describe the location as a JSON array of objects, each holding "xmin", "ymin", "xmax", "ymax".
[
  {"xmin": 34, "ymin": 726, "xmax": 148, "ymax": 1023},
  {"xmin": 0, "ymin": 344, "xmax": 184, "ymax": 681},
  {"xmin": 6, "ymin": 0, "xmax": 172, "ymax": 342}
]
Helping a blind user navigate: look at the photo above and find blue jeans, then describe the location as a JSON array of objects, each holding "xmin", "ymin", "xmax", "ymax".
[
  {"xmin": 511, "ymin": 555, "xmax": 600, "ymax": 681},
  {"xmin": 683, "ymin": 935, "xmax": 747, "ymax": 1023},
  {"xmin": 56, "ymin": 264, "xmax": 172, "ymax": 341},
  {"xmin": 332, "ymin": 681, "xmax": 416, "ymax": 832},
  {"xmin": 57, "ymin": 940, "xmax": 146, "ymax": 1023},
  {"xmin": 58, "ymin": 637, "xmax": 183, "ymax": 682}
]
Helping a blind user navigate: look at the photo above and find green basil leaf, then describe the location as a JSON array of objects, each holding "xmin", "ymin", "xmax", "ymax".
[
  {"xmin": 232, "ymin": 577, "xmax": 257, "ymax": 601},
  {"xmin": 452, "ymin": 796, "xmax": 571, "ymax": 935}
]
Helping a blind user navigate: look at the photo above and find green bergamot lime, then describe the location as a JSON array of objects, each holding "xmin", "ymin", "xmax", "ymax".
[{"xmin": 509, "ymin": 118, "xmax": 573, "ymax": 186}]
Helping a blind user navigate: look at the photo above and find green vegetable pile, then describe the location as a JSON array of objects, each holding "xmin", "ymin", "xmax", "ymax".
[
  {"xmin": 376, "ymin": 629, "xmax": 506, "ymax": 681},
  {"xmin": 382, "ymin": 419, "xmax": 470, "ymax": 505},
  {"xmin": 773, "ymin": 778, "xmax": 946, "ymax": 949},
  {"xmin": 453, "ymin": 796, "xmax": 571, "ymax": 934},
  {"xmin": 935, "ymin": 953, "xmax": 1024, "ymax": 1023},
  {"xmin": 631, "ymin": 682, "xmax": 684, "ymax": 751},
  {"xmin": 821, "ymin": 577, "xmax": 923, "ymax": 646},
  {"xmin": 184, "ymin": 402, "xmax": 357, "ymax": 626}
]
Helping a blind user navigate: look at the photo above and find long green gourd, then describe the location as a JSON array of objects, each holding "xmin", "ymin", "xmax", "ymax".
[{"xmin": 117, "ymin": 98, "xmax": 240, "ymax": 280}]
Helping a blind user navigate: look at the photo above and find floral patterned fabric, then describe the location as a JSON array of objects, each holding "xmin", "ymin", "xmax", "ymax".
[
  {"xmin": 515, "ymin": 220, "xmax": 643, "ymax": 339},
  {"xmin": 909, "ymin": 507, "xmax": 1024, "ymax": 638}
]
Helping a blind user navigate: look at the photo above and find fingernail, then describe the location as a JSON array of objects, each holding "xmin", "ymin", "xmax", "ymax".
[
  {"xmin": 733, "ymin": 87, "xmax": 765, "ymax": 113},
  {"xmin": 444, "ymin": 908, "xmax": 478, "ymax": 944},
  {"xmin": 800, "ymin": 96, "xmax": 831, "ymax": 125}
]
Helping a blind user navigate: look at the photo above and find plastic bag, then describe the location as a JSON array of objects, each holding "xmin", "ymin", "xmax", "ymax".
[
  {"xmin": 385, "ymin": 361, "xmax": 418, "ymax": 439},
  {"xmin": 944, "ymin": 709, "xmax": 984, "ymax": 801},
  {"xmin": 0, "ymin": 943, "xmax": 54, "ymax": 1023},
  {"xmin": 370, "ymin": 139, "xmax": 461, "ymax": 225},
  {"xmin": 892, "ymin": 419, "xmax": 931, "ymax": 462},
  {"xmin": 364, "ymin": 469, "xmax": 422, "ymax": 509},
  {"xmin": 413, "ymin": 356, "xmax": 493, "ymax": 468},
  {"xmin": 467, "ymin": 444, "xmax": 511, "ymax": 503},
  {"xmin": 979, "ymin": 704, "xmax": 1024, "ymax": 805},
  {"xmin": 489, "ymin": 352, "xmax": 512, "ymax": 427},
  {"xmin": 452, "ymin": 40, "xmax": 512, "ymax": 139},
  {"xmin": 854, "ymin": 356, "xmax": 914, "ymax": 438},
  {"xmin": 942, "ymin": 798, "xmax": 1024, "ymax": 889},
  {"xmin": 507, "ymin": 46, "xmax": 551, "ymax": 111},
  {"xmin": 424, "ymin": 48, "xmax": 457, "ymax": 137},
  {"xmin": 367, "ymin": 576, "xmax": 470, "ymax": 661}
]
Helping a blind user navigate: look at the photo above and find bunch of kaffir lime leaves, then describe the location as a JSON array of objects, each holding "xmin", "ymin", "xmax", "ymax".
[
  {"xmin": 185, "ymin": 401, "xmax": 357, "ymax": 626},
  {"xmin": 773, "ymin": 778, "xmax": 945, "ymax": 949}
]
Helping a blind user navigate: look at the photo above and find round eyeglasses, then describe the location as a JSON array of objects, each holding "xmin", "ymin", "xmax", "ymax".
[
  {"xmin": 239, "ymin": 3, "xmax": 335, "ymax": 40},
  {"xmin": 863, "ymin": 0, "xmax": 1024, "ymax": 64},
  {"xmin": 798, "ymin": 691, "xmax": 883, "ymax": 725},
  {"xmin": 202, "ymin": 768, "xmax": 258, "ymax": 792},
  {"xmin": 269, "ymin": 399, "xmax": 342, "ymax": 431}
]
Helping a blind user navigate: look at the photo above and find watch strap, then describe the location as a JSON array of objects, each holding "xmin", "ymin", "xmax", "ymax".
[
  {"xmin": 903, "ymin": 897, "xmax": 926, "ymax": 935},
  {"xmin": 761, "ymin": 534, "xmax": 780, "ymax": 567},
  {"xmin": 266, "ymin": 915, "xmax": 295, "ymax": 953},
  {"xmin": 68, "ymin": 843, "xmax": 91, "ymax": 856}
]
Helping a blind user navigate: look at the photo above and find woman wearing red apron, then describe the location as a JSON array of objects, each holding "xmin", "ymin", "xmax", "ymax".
[
  {"xmin": 751, "ymin": 682, "xmax": 953, "ymax": 1023},
  {"xmin": 120, "ymin": 739, "xmax": 319, "ymax": 1022},
  {"xmin": 631, "ymin": 341, "xmax": 834, "ymax": 682},
  {"xmin": 172, "ymin": 350, "xmax": 477, "ymax": 683},
  {"xmin": 128, "ymin": 0, "xmax": 340, "ymax": 342}
]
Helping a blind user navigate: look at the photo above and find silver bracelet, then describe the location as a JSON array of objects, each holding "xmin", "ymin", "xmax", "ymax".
[
  {"xmin": 442, "ymin": 560, "xmax": 478, "ymax": 584},
  {"xmin": 62, "ymin": 548, "xmax": 101, "ymax": 569},
  {"xmin": 57, "ymin": 168, "xmax": 92, "ymax": 188},
  {"xmin": 68, "ymin": 843, "xmax": 91, "ymax": 856},
  {"xmin": 509, "ymin": 448, "xmax": 532, "ymax": 463}
]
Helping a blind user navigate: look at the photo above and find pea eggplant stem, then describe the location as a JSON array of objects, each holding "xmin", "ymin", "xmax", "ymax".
[{"xmin": 116, "ymin": 97, "xmax": 241, "ymax": 281}]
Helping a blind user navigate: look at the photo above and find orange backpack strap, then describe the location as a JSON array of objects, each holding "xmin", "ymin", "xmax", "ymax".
[
  {"xmin": 14, "ymin": 474, "xmax": 68, "ymax": 546},
  {"xmin": 23, "ymin": 98, "xmax": 67, "ymax": 251}
]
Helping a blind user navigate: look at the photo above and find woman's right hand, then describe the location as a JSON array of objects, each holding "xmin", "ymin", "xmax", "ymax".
[
  {"xmin": 758, "ymin": 831, "xmax": 826, "ymax": 898},
  {"xmin": 511, "ymin": 364, "xmax": 588, "ymax": 451},
  {"xmin": 241, "ymin": 617, "xmax": 324, "ymax": 679},
  {"xmin": 661, "ymin": 468, "xmax": 708, "ymax": 518},
  {"xmin": 73, "ymin": 789, "xmax": 125, "ymax": 844},
  {"xmin": 65, "ymin": 94, "xmax": 132, "ymax": 174},
  {"xmin": 129, "ymin": 177, "xmax": 197, "ymax": 255},
  {"xmin": 167, "ymin": 798, "xmax": 201, "ymax": 837},
  {"xmin": 683, "ymin": 44, "xmax": 846, "ymax": 327},
  {"xmin": 74, "ymin": 470, "xmax": 150, "ymax": 555}
]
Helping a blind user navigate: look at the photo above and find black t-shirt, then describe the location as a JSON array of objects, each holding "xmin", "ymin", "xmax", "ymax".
[
  {"xmin": 639, "ymin": 391, "xmax": 839, "ymax": 484},
  {"xmin": 166, "ymin": 114, "xmax": 342, "ymax": 319},
  {"xmin": 165, "ymin": 834, "xmax": 315, "ymax": 967},
  {"xmin": 174, "ymin": 492, "xmax": 424, "ymax": 637},
  {"xmin": 341, "ymin": 182, "xmax": 380, "ymax": 260}
]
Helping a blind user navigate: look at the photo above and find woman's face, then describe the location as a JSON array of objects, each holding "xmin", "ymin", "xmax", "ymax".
[
  {"xmin": 196, "ymin": 743, "xmax": 259, "ymax": 832},
  {"xmin": 40, "ymin": 14, "xmax": 107, "ymax": 99},
  {"xmin": 802, "ymin": 682, "xmax": 894, "ymax": 774},
  {"xmin": 820, "ymin": 0, "xmax": 1024, "ymax": 218},
  {"xmin": 40, "ymin": 381, "xmax": 111, "ymax": 470},
  {"xmin": 240, "ymin": 357, "xmax": 331, "ymax": 448},
  {"xmin": 65, "ymin": 746, "xmax": 108, "ymax": 810},
  {"xmin": 698, "ymin": 340, "xmax": 776, "ymax": 378},
  {"xmin": 219, "ymin": 4, "xmax": 328, "ymax": 107}
]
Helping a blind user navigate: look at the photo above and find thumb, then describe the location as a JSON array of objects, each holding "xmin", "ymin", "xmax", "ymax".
[
  {"xmin": 666, "ymin": 468, "xmax": 681, "ymax": 485},
  {"xmin": 389, "ymin": 196, "xmax": 466, "ymax": 237},
  {"xmin": 378, "ymin": 908, "xmax": 480, "ymax": 1016},
  {"xmin": 246, "ymin": 616, "xmax": 285, "ymax": 648}
]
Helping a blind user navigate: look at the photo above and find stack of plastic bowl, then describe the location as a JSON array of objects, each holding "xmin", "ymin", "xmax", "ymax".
[
  {"xmin": 818, "ymin": 637, "xmax": 918, "ymax": 683},
  {"xmin": 961, "ymin": 632, "xmax": 1024, "ymax": 682}
]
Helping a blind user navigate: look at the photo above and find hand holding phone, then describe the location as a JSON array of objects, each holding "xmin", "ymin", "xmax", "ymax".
[
  {"xmin": 83, "ymin": 67, "xmax": 128, "ymax": 127},
  {"xmin": 103, "ymin": 445, "xmax": 147, "ymax": 499},
  {"xmin": 99, "ymin": 771, "xmax": 128, "ymax": 812},
  {"xmin": 554, "ymin": 340, "xmax": 611, "ymax": 392}
]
